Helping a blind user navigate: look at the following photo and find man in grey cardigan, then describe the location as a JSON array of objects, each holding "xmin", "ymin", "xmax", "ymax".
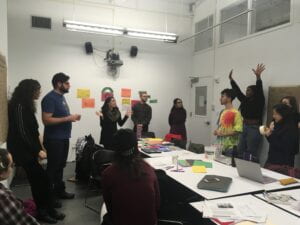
[{"xmin": 132, "ymin": 92, "xmax": 152, "ymax": 133}]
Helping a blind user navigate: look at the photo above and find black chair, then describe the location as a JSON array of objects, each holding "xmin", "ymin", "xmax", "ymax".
[
  {"xmin": 84, "ymin": 149, "xmax": 115, "ymax": 213},
  {"xmin": 141, "ymin": 131, "xmax": 156, "ymax": 138}
]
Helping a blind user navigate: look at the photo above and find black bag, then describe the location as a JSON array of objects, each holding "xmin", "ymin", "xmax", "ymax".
[
  {"xmin": 197, "ymin": 175, "xmax": 232, "ymax": 193},
  {"xmin": 75, "ymin": 135, "xmax": 103, "ymax": 181}
]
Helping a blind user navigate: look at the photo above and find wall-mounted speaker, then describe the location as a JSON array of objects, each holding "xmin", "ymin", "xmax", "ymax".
[
  {"xmin": 130, "ymin": 46, "xmax": 138, "ymax": 57},
  {"xmin": 85, "ymin": 42, "xmax": 93, "ymax": 54}
]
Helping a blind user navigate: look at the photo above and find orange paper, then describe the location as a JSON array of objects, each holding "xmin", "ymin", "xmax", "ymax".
[
  {"xmin": 82, "ymin": 98, "xmax": 95, "ymax": 108},
  {"xmin": 121, "ymin": 88, "xmax": 131, "ymax": 98}
]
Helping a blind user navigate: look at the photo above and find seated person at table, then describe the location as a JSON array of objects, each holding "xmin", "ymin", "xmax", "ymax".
[
  {"xmin": 0, "ymin": 148, "xmax": 40, "ymax": 225},
  {"xmin": 264, "ymin": 104, "xmax": 298, "ymax": 167},
  {"xmin": 214, "ymin": 89, "xmax": 243, "ymax": 156},
  {"xmin": 101, "ymin": 129, "xmax": 160, "ymax": 225}
]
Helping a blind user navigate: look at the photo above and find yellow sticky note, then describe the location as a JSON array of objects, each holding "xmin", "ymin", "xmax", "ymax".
[
  {"xmin": 77, "ymin": 89, "xmax": 90, "ymax": 98},
  {"xmin": 192, "ymin": 165, "xmax": 206, "ymax": 173},
  {"xmin": 122, "ymin": 98, "xmax": 131, "ymax": 105}
]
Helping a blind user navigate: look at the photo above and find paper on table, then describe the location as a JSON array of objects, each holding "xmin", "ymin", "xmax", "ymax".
[
  {"xmin": 193, "ymin": 160, "xmax": 213, "ymax": 168},
  {"xmin": 192, "ymin": 165, "xmax": 207, "ymax": 173},
  {"xmin": 203, "ymin": 201, "xmax": 267, "ymax": 223}
]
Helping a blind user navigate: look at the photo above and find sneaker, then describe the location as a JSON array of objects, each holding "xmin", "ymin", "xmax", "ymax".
[
  {"xmin": 57, "ymin": 191, "xmax": 75, "ymax": 199},
  {"xmin": 48, "ymin": 209, "xmax": 66, "ymax": 220},
  {"xmin": 37, "ymin": 212, "xmax": 57, "ymax": 224}
]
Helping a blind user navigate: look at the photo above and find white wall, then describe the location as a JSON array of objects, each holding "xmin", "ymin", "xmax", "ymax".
[
  {"xmin": 0, "ymin": 0, "xmax": 9, "ymax": 187},
  {"xmin": 7, "ymin": 0, "xmax": 193, "ymax": 160},
  {"xmin": 193, "ymin": 0, "xmax": 300, "ymax": 168},
  {"xmin": 0, "ymin": 0, "xmax": 8, "ymax": 58}
]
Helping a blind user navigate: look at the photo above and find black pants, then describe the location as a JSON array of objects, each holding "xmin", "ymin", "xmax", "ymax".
[
  {"xmin": 44, "ymin": 139, "xmax": 69, "ymax": 193},
  {"xmin": 22, "ymin": 160, "xmax": 54, "ymax": 211},
  {"xmin": 133, "ymin": 124, "xmax": 149, "ymax": 132}
]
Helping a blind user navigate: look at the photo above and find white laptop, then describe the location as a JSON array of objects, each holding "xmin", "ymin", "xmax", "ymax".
[{"xmin": 235, "ymin": 158, "xmax": 277, "ymax": 184}]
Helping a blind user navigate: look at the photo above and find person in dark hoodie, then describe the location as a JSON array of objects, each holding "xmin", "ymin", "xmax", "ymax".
[
  {"xmin": 101, "ymin": 129, "xmax": 160, "ymax": 225},
  {"xmin": 168, "ymin": 98, "xmax": 187, "ymax": 141},
  {"xmin": 229, "ymin": 64, "xmax": 266, "ymax": 161},
  {"xmin": 264, "ymin": 104, "xmax": 298, "ymax": 167},
  {"xmin": 281, "ymin": 96, "xmax": 300, "ymax": 129},
  {"xmin": 97, "ymin": 96, "xmax": 130, "ymax": 150}
]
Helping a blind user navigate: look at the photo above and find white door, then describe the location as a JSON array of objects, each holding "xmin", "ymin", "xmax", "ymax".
[{"xmin": 188, "ymin": 77, "xmax": 213, "ymax": 146}]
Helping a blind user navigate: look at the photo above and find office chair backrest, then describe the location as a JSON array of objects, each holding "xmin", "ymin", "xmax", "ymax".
[
  {"xmin": 142, "ymin": 132, "xmax": 156, "ymax": 138},
  {"xmin": 91, "ymin": 149, "xmax": 115, "ymax": 178}
]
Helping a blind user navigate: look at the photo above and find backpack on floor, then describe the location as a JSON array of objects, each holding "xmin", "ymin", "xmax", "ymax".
[{"xmin": 75, "ymin": 135, "xmax": 103, "ymax": 182}]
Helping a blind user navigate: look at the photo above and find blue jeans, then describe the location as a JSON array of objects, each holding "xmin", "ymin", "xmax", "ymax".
[{"xmin": 237, "ymin": 124, "xmax": 262, "ymax": 161}]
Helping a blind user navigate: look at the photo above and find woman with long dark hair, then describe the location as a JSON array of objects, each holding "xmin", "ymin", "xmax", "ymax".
[
  {"xmin": 281, "ymin": 96, "xmax": 300, "ymax": 128},
  {"xmin": 101, "ymin": 129, "xmax": 160, "ymax": 225},
  {"xmin": 168, "ymin": 98, "xmax": 187, "ymax": 140},
  {"xmin": 97, "ymin": 97, "xmax": 130, "ymax": 149},
  {"xmin": 265, "ymin": 104, "xmax": 298, "ymax": 167},
  {"xmin": 7, "ymin": 79, "xmax": 64, "ymax": 224}
]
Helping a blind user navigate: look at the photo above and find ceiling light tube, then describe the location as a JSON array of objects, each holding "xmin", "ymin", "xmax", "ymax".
[
  {"xmin": 63, "ymin": 20, "xmax": 124, "ymax": 36},
  {"xmin": 126, "ymin": 28, "xmax": 178, "ymax": 43}
]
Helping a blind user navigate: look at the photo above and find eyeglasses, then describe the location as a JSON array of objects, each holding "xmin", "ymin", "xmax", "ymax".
[{"xmin": 176, "ymin": 102, "xmax": 182, "ymax": 104}]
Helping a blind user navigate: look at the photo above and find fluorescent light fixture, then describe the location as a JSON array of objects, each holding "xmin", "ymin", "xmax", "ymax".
[
  {"xmin": 63, "ymin": 20, "xmax": 124, "ymax": 36},
  {"xmin": 126, "ymin": 28, "xmax": 178, "ymax": 43},
  {"xmin": 63, "ymin": 20, "xmax": 178, "ymax": 43}
]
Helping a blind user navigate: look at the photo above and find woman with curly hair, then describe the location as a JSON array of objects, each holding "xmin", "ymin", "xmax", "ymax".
[{"xmin": 7, "ymin": 79, "xmax": 64, "ymax": 224}]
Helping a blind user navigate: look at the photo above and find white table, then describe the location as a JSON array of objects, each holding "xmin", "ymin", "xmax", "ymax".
[
  {"xmin": 255, "ymin": 188, "xmax": 300, "ymax": 217},
  {"xmin": 146, "ymin": 154, "xmax": 300, "ymax": 200},
  {"xmin": 190, "ymin": 195, "xmax": 299, "ymax": 225}
]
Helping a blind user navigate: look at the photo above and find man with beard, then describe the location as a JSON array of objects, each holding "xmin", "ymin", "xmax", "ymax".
[{"xmin": 42, "ymin": 73, "xmax": 81, "ymax": 201}]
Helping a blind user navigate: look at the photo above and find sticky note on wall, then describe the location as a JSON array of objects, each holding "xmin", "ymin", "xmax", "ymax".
[
  {"xmin": 121, "ymin": 88, "xmax": 131, "ymax": 98},
  {"xmin": 82, "ymin": 98, "xmax": 95, "ymax": 108},
  {"xmin": 77, "ymin": 89, "xmax": 90, "ymax": 98}
]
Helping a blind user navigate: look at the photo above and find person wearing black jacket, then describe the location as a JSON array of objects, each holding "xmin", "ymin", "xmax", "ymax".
[
  {"xmin": 131, "ymin": 92, "xmax": 152, "ymax": 132},
  {"xmin": 264, "ymin": 104, "xmax": 298, "ymax": 167},
  {"xmin": 168, "ymin": 98, "xmax": 187, "ymax": 141},
  {"xmin": 7, "ymin": 79, "xmax": 65, "ymax": 224},
  {"xmin": 97, "ymin": 97, "xmax": 130, "ymax": 150},
  {"xmin": 229, "ymin": 64, "xmax": 266, "ymax": 161}
]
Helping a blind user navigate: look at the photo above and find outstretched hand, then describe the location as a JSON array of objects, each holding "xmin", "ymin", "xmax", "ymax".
[
  {"xmin": 252, "ymin": 63, "xmax": 265, "ymax": 78},
  {"xmin": 228, "ymin": 69, "xmax": 233, "ymax": 81}
]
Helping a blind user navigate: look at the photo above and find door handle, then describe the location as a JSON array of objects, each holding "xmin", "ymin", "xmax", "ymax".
[{"xmin": 205, "ymin": 121, "xmax": 210, "ymax": 125}]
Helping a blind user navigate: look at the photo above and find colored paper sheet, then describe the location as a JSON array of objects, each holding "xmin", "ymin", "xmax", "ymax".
[
  {"xmin": 131, "ymin": 100, "xmax": 140, "ymax": 107},
  {"xmin": 193, "ymin": 160, "xmax": 213, "ymax": 168},
  {"xmin": 122, "ymin": 98, "xmax": 131, "ymax": 105},
  {"xmin": 192, "ymin": 166, "xmax": 206, "ymax": 173},
  {"xmin": 82, "ymin": 98, "xmax": 95, "ymax": 108},
  {"xmin": 121, "ymin": 88, "xmax": 131, "ymax": 98},
  {"xmin": 77, "ymin": 89, "xmax": 90, "ymax": 98},
  {"xmin": 149, "ymin": 99, "xmax": 158, "ymax": 103},
  {"xmin": 122, "ymin": 104, "xmax": 130, "ymax": 111}
]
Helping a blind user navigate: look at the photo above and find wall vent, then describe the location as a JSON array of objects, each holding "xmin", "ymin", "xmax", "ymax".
[{"xmin": 31, "ymin": 16, "xmax": 51, "ymax": 29}]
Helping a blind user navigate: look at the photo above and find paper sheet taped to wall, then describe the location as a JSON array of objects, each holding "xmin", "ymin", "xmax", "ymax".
[
  {"xmin": 82, "ymin": 98, "xmax": 95, "ymax": 108},
  {"xmin": 77, "ymin": 89, "xmax": 90, "ymax": 98}
]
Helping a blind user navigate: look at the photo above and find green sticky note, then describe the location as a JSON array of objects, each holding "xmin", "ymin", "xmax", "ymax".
[
  {"xmin": 193, "ymin": 160, "xmax": 212, "ymax": 168},
  {"xmin": 149, "ymin": 99, "xmax": 158, "ymax": 103}
]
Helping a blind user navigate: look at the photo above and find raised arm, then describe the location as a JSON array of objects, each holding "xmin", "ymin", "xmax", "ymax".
[
  {"xmin": 229, "ymin": 69, "xmax": 246, "ymax": 102},
  {"xmin": 252, "ymin": 63, "xmax": 266, "ymax": 98}
]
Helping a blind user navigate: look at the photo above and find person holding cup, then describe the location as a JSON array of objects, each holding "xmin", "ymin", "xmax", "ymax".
[{"xmin": 42, "ymin": 73, "xmax": 81, "ymax": 200}]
